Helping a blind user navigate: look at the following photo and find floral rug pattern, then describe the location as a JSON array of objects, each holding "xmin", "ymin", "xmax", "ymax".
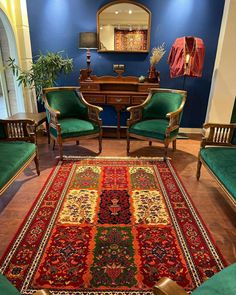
[{"xmin": 0, "ymin": 158, "xmax": 226, "ymax": 294}]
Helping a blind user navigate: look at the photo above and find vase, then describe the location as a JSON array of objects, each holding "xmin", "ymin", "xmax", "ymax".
[{"xmin": 148, "ymin": 66, "xmax": 160, "ymax": 83}]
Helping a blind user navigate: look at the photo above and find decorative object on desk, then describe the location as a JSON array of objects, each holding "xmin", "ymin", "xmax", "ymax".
[
  {"xmin": 0, "ymin": 157, "xmax": 226, "ymax": 294},
  {"xmin": 7, "ymin": 52, "xmax": 73, "ymax": 102},
  {"xmin": 138, "ymin": 75, "xmax": 146, "ymax": 83},
  {"xmin": 148, "ymin": 43, "xmax": 166, "ymax": 83},
  {"xmin": 113, "ymin": 64, "xmax": 125, "ymax": 76},
  {"xmin": 79, "ymin": 32, "xmax": 97, "ymax": 81}
]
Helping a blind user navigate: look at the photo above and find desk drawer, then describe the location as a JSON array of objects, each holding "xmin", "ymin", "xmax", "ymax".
[
  {"xmin": 80, "ymin": 83, "xmax": 100, "ymax": 91},
  {"xmin": 138, "ymin": 84, "xmax": 159, "ymax": 92},
  {"xmin": 83, "ymin": 94, "xmax": 105, "ymax": 104},
  {"xmin": 107, "ymin": 95, "xmax": 130, "ymax": 104},
  {"xmin": 131, "ymin": 96, "xmax": 147, "ymax": 105}
]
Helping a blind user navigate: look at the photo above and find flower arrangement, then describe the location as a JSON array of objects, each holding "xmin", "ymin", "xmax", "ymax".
[{"xmin": 150, "ymin": 43, "xmax": 166, "ymax": 66}]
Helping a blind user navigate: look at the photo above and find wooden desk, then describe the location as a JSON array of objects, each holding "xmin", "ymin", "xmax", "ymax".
[
  {"xmin": 79, "ymin": 71, "xmax": 159, "ymax": 138},
  {"xmin": 6, "ymin": 112, "xmax": 49, "ymax": 143}
]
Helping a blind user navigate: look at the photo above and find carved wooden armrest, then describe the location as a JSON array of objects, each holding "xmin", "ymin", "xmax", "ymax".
[
  {"xmin": 153, "ymin": 277, "xmax": 188, "ymax": 295},
  {"xmin": 0, "ymin": 119, "xmax": 36, "ymax": 143},
  {"xmin": 201, "ymin": 123, "xmax": 236, "ymax": 148},
  {"xmin": 127, "ymin": 105, "xmax": 143, "ymax": 127},
  {"xmin": 87, "ymin": 105, "xmax": 103, "ymax": 125}
]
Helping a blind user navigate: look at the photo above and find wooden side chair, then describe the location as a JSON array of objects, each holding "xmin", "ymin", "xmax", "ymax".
[
  {"xmin": 42, "ymin": 87, "xmax": 103, "ymax": 160},
  {"xmin": 127, "ymin": 88, "xmax": 187, "ymax": 157}
]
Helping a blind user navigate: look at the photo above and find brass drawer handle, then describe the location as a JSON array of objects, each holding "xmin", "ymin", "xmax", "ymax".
[{"xmin": 115, "ymin": 98, "xmax": 122, "ymax": 102}]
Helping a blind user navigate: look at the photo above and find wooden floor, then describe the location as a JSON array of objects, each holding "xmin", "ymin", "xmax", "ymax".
[{"xmin": 0, "ymin": 134, "xmax": 235, "ymax": 265}]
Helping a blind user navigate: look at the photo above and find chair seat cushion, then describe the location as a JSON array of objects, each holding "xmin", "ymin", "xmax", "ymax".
[
  {"xmin": 200, "ymin": 147, "xmax": 236, "ymax": 199},
  {"xmin": 50, "ymin": 118, "xmax": 100, "ymax": 139},
  {"xmin": 0, "ymin": 141, "xmax": 36, "ymax": 198},
  {"xmin": 129, "ymin": 119, "xmax": 178, "ymax": 140},
  {"xmin": 192, "ymin": 263, "xmax": 236, "ymax": 295}
]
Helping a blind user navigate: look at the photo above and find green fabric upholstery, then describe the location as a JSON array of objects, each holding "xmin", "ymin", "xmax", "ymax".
[
  {"xmin": 0, "ymin": 123, "xmax": 6, "ymax": 139},
  {"xmin": 231, "ymin": 129, "xmax": 236, "ymax": 145},
  {"xmin": 142, "ymin": 92, "xmax": 183, "ymax": 120},
  {"xmin": 192, "ymin": 263, "xmax": 236, "ymax": 295},
  {"xmin": 50, "ymin": 118, "xmax": 100, "ymax": 139},
  {"xmin": 46, "ymin": 90, "xmax": 88, "ymax": 119},
  {"xmin": 200, "ymin": 147, "xmax": 236, "ymax": 199},
  {"xmin": 0, "ymin": 141, "xmax": 36, "ymax": 189},
  {"xmin": 129, "ymin": 119, "xmax": 178, "ymax": 140},
  {"xmin": 0, "ymin": 274, "xmax": 20, "ymax": 295}
]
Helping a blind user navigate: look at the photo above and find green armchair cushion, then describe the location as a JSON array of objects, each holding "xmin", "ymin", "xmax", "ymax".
[
  {"xmin": 200, "ymin": 147, "xmax": 236, "ymax": 199},
  {"xmin": 192, "ymin": 263, "xmax": 236, "ymax": 295},
  {"xmin": 0, "ymin": 142, "xmax": 36, "ymax": 189},
  {"xmin": 46, "ymin": 90, "xmax": 88, "ymax": 119},
  {"xmin": 50, "ymin": 118, "xmax": 100, "ymax": 139},
  {"xmin": 142, "ymin": 92, "xmax": 183, "ymax": 120},
  {"xmin": 129, "ymin": 119, "xmax": 178, "ymax": 140},
  {"xmin": 0, "ymin": 274, "xmax": 20, "ymax": 295}
]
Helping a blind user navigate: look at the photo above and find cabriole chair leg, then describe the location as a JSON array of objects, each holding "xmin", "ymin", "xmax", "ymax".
[
  {"xmin": 127, "ymin": 134, "xmax": 130, "ymax": 154},
  {"xmin": 196, "ymin": 159, "xmax": 202, "ymax": 180},
  {"xmin": 172, "ymin": 139, "xmax": 176, "ymax": 151}
]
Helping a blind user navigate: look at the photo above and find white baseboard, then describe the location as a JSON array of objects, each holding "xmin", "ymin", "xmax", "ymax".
[{"xmin": 179, "ymin": 128, "xmax": 202, "ymax": 134}]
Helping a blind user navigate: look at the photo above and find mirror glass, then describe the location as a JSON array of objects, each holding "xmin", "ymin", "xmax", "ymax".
[{"xmin": 97, "ymin": 1, "xmax": 151, "ymax": 52}]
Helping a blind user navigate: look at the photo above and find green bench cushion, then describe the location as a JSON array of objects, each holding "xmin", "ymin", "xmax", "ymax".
[
  {"xmin": 129, "ymin": 119, "xmax": 178, "ymax": 140},
  {"xmin": 0, "ymin": 141, "xmax": 36, "ymax": 189},
  {"xmin": 200, "ymin": 147, "xmax": 236, "ymax": 199},
  {"xmin": 50, "ymin": 118, "xmax": 100, "ymax": 139},
  {"xmin": 192, "ymin": 263, "xmax": 236, "ymax": 295},
  {"xmin": 0, "ymin": 274, "xmax": 20, "ymax": 295}
]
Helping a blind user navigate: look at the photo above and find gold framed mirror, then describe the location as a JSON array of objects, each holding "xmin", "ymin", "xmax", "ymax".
[{"xmin": 97, "ymin": 0, "xmax": 151, "ymax": 53}]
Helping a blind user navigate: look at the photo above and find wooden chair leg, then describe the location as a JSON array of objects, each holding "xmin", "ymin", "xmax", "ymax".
[
  {"xmin": 172, "ymin": 139, "xmax": 176, "ymax": 151},
  {"xmin": 127, "ymin": 133, "xmax": 130, "ymax": 154},
  {"xmin": 196, "ymin": 158, "xmax": 202, "ymax": 180},
  {"xmin": 58, "ymin": 140, "xmax": 63, "ymax": 160},
  {"xmin": 34, "ymin": 154, "xmax": 40, "ymax": 176},
  {"xmin": 52, "ymin": 140, "xmax": 56, "ymax": 150},
  {"xmin": 99, "ymin": 132, "xmax": 102, "ymax": 153},
  {"xmin": 164, "ymin": 142, "xmax": 169, "ymax": 159},
  {"xmin": 149, "ymin": 141, "xmax": 152, "ymax": 146},
  {"xmin": 153, "ymin": 277, "xmax": 188, "ymax": 295}
]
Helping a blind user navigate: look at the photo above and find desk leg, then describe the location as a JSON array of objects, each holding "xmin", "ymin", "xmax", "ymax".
[{"xmin": 114, "ymin": 106, "xmax": 122, "ymax": 139}]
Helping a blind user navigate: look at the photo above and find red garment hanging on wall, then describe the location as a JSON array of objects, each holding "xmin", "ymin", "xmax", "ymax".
[{"xmin": 168, "ymin": 36, "xmax": 205, "ymax": 78}]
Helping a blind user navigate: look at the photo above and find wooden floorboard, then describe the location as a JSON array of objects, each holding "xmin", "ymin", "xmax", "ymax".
[{"xmin": 0, "ymin": 134, "xmax": 235, "ymax": 265}]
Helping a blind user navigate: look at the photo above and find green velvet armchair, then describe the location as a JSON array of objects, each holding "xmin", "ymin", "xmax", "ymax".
[
  {"xmin": 153, "ymin": 263, "xmax": 236, "ymax": 295},
  {"xmin": 42, "ymin": 87, "xmax": 103, "ymax": 160},
  {"xmin": 127, "ymin": 88, "xmax": 187, "ymax": 157}
]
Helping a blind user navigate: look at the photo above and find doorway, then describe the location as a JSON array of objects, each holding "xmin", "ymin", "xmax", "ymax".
[{"xmin": 0, "ymin": 9, "xmax": 25, "ymax": 118}]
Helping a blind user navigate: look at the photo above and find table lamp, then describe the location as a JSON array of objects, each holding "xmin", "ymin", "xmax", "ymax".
[{"xmin": 79, "ymin": 32, "xmax": 97, "ymax": 81}]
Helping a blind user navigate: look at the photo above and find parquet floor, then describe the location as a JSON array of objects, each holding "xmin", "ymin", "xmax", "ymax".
[{"xmin": 0, "ymin": 134, "xmax": 235, "ymax": 265}]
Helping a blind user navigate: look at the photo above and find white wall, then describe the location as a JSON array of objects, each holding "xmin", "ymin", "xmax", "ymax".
[{"xmin": 206, "ymin": 0, "xmax": 236, "ymax": 123}]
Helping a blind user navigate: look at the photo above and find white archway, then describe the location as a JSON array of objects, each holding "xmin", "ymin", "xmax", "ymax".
[{"xmin": 0, "ymin": 8, "xmax": 25, "ymax": 115}]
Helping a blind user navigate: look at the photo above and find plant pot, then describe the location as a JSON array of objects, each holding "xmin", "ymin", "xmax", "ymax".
[{"xmin": 148, "ymin": 66, "xmax": 160, "ymax": 83}]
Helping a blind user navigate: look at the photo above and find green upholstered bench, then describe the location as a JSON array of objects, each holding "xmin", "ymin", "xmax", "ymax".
[
  {"xmin": 0, "ymin": 119, "xmax": 40, "ymax": 196},
  {"xmin": 153, "ymin": 263, "xmax": 236, "ymax": 295},
  {"xmin": 196, "ymin": 123, "xmax": 236, "ymax": 210},
  {"xmin": 0, "ymin": 274, "xmax": 51, "ymax": 295}
]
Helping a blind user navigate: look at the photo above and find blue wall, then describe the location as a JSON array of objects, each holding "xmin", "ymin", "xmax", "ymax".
[{"xmin": 26, "ymin": 0, "xmax": 225, "ymax": 128}]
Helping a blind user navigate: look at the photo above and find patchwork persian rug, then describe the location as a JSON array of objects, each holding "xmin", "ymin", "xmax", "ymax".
[{"xmin": 0, "ymin": 157, "xmax": 226, "ymax": 294}]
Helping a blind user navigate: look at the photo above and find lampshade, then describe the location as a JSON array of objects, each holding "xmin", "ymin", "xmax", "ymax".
[{"xmin": 79, "ymin": 32, "xmax": 97, "ymax": 49}]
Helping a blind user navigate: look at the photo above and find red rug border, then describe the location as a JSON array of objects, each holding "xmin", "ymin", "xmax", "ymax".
[{"xmin": 166, "ymin": 160, "xmax": 228, "ymax": 267}]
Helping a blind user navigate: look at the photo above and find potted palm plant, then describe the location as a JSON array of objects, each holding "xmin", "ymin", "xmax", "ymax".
[{"xmin": 8, "ymin": 51, "xmax": 73, "ymax": 103}]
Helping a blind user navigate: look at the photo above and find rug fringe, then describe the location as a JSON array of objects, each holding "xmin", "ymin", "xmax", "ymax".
[{"xmin": 57, "ymin": 155, "xmax": 171, "ymax": 161}]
